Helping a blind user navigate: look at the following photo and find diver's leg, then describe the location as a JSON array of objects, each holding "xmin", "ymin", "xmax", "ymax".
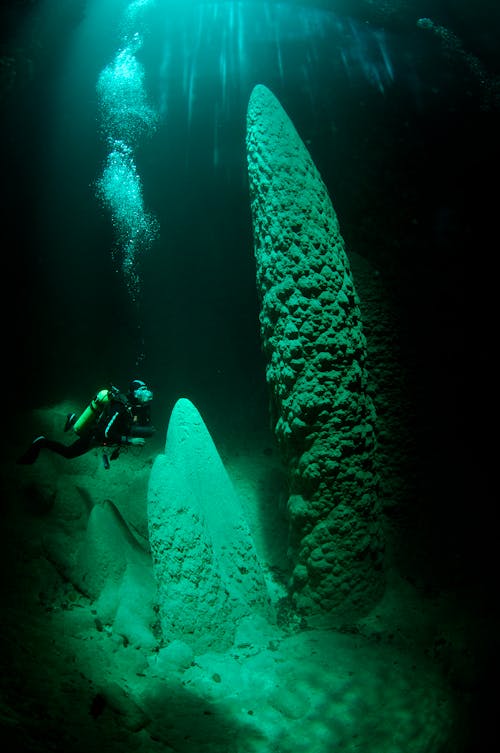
[
  {"xmin": 43, "ymin": 437, "xmax": 91, "ymax": 459},
  {"xmin": 17, "ymin": 436, "xmax": 90, "ymax": 464}
]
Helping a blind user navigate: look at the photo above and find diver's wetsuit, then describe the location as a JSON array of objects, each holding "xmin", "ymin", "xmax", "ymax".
[
  {"xmin": 35, "ymin": 435, "xmax": 95, "ymax": 460},
  {"xmin": 17, "ymin": 390, "xmax": 153, "ymax": 465}
]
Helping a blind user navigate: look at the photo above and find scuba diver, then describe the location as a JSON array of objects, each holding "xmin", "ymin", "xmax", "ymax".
[{"xmin": 17, "ymin": 379, "xmax": 156, "ymax": 469}]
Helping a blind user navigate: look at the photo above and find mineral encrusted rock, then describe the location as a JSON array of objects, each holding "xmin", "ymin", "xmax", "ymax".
[
  {"xmin": 147, "ymin": 398, "xmax": 273, "ymax": 652},
  {"xmin": 246, "ymin": 84, "xmax": 384, "ymax": 620},
  {"xmin": 75, "ymin": 499, "xmax": 158, "ymax": 649}
]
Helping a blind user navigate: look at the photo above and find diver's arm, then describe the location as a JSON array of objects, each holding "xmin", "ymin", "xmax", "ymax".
[{"xmin": 104, "ymin": 409, "xmax": 140, "ymax": 445}]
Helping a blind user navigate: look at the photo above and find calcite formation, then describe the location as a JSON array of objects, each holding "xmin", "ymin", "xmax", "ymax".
[
  {"xmin": 246, "ymin": 84, "xmax": 384, "ymax": 620},
  {"xmin": 75, "ymin": 499, "xmax": 158, "ymax": 649},
  {"xmin": 147, "ymin": 398, "xmax": 273, "ymax": 653}
]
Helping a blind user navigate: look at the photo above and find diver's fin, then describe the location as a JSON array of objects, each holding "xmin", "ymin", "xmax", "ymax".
[{"xmin": 17, "ymin": 436, "xmax": 46, "ymax": 465}]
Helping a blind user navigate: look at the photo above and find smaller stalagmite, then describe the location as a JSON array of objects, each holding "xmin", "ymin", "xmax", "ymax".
[
  {"xmin": 246, "ymin": 84, "xmax": 384, "ymax": 621},
  {"xmin": 75, "ymin": 499, "xmax": 158, "ymax": 649},
  {"xmin": 147, "ymin": 398, "xmax": 273, "ymax": 653}
]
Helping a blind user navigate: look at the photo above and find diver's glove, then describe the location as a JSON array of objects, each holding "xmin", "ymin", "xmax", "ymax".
[
  {"xmin": 129, "ymin": 437, "xmax": 145, "ymax": 446},
  {"xmin": 121, "ymin": 436, "xmax": 146, "ymax": 446}
]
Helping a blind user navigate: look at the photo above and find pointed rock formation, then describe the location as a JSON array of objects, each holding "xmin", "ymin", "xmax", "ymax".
[
  {"xmin": 246, "ymin": 84, "xmax": 384, "ymax": 621},
  {"xmin": 75, "ymin": 499, "xmax": 157, "ymax": 649},
  {"xmin": 147, "ymin": 398, "xmax": 273, "ymax": 653}
]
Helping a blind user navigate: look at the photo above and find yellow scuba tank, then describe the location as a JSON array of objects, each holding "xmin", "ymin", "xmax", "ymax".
[{"xmin": 73, "ymin": 389, "xmax": 110, "ymax": 436}]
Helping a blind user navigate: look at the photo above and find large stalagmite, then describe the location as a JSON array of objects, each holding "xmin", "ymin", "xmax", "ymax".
[
  {"xmin": 147, "ymin": 398, "xmax": 273, "ymax": 653},
  {"xmin": 246, "ymin": 84, "xmax": 384, "ymax": 621}
]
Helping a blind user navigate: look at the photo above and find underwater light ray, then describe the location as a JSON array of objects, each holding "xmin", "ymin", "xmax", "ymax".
[{"xmin": 93, "ymin": 0, "xmax": 405, "ymax": 305}]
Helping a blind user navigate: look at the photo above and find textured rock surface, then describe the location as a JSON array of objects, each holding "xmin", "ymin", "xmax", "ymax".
[
  {"xmin": 147, "ymin": 398, "xmax": 273, "ymax": 653},
  {"xmin": 74, "ymin": 499, "xmax": 158, "ymax": 649},
  {"xmin": 246, "ymin": 84, "xmax": 384, "ymax": 620}
]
